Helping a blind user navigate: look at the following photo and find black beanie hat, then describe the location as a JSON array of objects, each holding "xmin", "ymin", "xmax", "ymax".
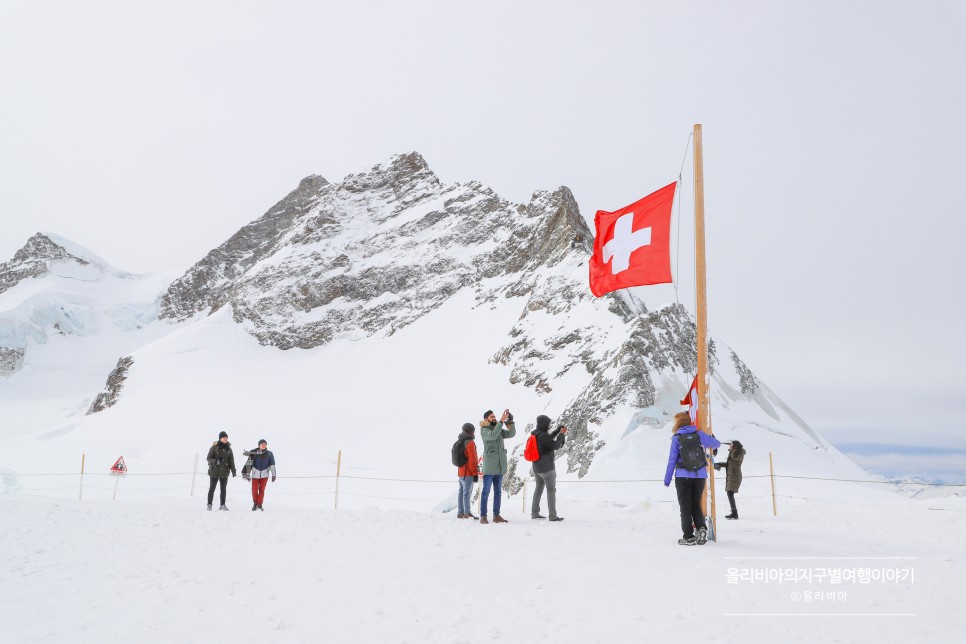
[
  {"xmin": 536, "ymin": 415, "xmax": 551, "ymax": 432},
  {"xmin": 219, "ymin": 431, "xmax": 228, "ymax": 439},
  {"xmin": 461, "ymin": 423, "xmax": 475, "ymax": 434},
  {"xmin": 258, "ymin": 439, "xmax": 267, "ymax": 446}
]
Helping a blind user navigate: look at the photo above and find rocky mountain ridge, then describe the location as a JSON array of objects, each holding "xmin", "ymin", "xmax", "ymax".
[{"xmin": 1, "ymin": 152, "xmax": 835, "ymax": 483}]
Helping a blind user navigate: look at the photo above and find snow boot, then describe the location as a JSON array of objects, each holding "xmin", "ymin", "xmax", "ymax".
[
  {"xmin": 252, "ymin": 503, "xmax": 258, "ymax": 511},
  {"xmin": 479, "ymin": 516, "xmax": 489, "ymax": 525},
  {"xmin": 457, "ymin": 513, "xmax": 466, "ymax": 519},
  {"xmin": 549, "ymin": 516, "xmax": 565, "ymax": 522},
  {"xmin": 531, "ymin": 514, "xmax": 547, "ymax": 520},
  {"xmin": 678, "ymin": 537, "xmax": 697, "ymax": 546},
  {"xmin": 219, "ymin": 505, "xmax": 229, "ymax": 511},
  {"xmin": 725, "ymin": 512, "xmax": 738, "ymax": 520},
  {"xmin": 493, "ymin": 515, "xmax": 509, "ymax": 524},
  {"xmin": 466, "ymin": 513, "xmax": 478, "ymax": 520},
  {"xmin": 696, "ymin": 527, "xmax": 708, "ymax": 545},
  {"xmin": 257, "ymin": 505, "xmax": 264, "ymax": 511},
  {"xmin": 206, "ymin": 504, "xmax": 212, "ymax": 511}
]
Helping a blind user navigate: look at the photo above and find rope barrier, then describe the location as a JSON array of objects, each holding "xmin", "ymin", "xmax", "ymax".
[{"xmin": 4, "ymin": 471, "xmax": 964, "ymax": 486}]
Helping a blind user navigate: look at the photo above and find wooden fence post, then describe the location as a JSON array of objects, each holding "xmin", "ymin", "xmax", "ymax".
[
  {"xmin": 334, "ymin": 450, "xmax": 342, "ymax": 510},
  {"xmin": 79, "ymin": 453, "xmax": 85, "ymax": 500},
  {"xmin": 190, "ymin": 453, "xmax": 199, "ymax": 497},
  {"xmin": 769, "ymin": 451, "xmax": 777, "ymax": 516}
]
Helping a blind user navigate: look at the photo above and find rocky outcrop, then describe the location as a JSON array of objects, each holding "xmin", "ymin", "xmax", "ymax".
[
  {"xmin": 87, "ymin": 356, "xmax": 134, "ymax": 414},
  {"xmin": 160, "ymin": 174, "xmax": 330, "ymax": 320},
  {"xmin": 0, "ymin": 233, "xmax": 90, "ymax": 296},
  {"xmin": 0, "ymin": 347, "xmax": 25, "ymax": 375}
]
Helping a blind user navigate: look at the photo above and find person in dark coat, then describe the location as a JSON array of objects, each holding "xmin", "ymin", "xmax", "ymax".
[
  {"xmin": 206, "ymin": 431, "xmax": 236, "ymax": 511},
  {"xmin": 664, "ymin": 412, "xmax": 721, "ymax": 545},
  {"xmin": 531, "ymin": 414, "xmax": 567, "ymax": 522},
  {"xmin": 714, "ymin": 440, "xmax": 745, "ymax": 519}
]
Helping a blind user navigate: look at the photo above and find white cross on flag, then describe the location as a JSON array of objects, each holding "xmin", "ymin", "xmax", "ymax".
[{"xmin": 588, "ymin": 182, "xmax": 676, "ymax": 297}]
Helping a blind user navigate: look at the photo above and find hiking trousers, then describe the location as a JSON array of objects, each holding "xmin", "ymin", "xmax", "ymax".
[
  {"xmin": 252, "ymin": 478, "xmax": 268, "ymax": 505},
  {"xmin": 457, "ymin": 476, "xmax": 474, "ymax": 515},
  {"xmin": 207, "ymin": 476, "xmax": 227, "ymax": 506},
  {"xmin": 480, "ymin": 474, "xmax": 503, "ymax": 517},
  {"xmin": 675, "ymin": 477, "xmax": 706, "ymax": 538},
  {"xmin": 532, "ymin": 470, "xmax": 558, "ymax": 519}
]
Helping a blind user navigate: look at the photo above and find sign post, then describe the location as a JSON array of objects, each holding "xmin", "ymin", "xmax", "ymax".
[{"xmin": 110, "ymin": 456, "xmax": 128, "ymax": 501}]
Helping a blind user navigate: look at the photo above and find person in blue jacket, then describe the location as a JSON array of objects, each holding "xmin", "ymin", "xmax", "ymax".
[{"xmin": 664, "ymin": 411, "xmax": 721, "ymax": 546}]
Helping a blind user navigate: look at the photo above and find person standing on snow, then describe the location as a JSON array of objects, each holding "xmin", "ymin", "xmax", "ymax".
[
  {"xmin": 242, "ymin": 439, "xmax": 276, "ymax": 511},
  {"xmin": 206, "ymin": 431, "xmax": 237, "ymax": 511},
  {"xmin": 714, "ymin": 440, "xmax": 745, "ymax": 519},
  {"xmin": 664, "ymin": 412, "xmax": 720, "ymax": 545},
  {"xmin": 479, "ymin": 408, "xmax": 516, "ymax": 525},
  {"xmin": 531, "ymin": 415, "xmax": 567, "ymax": 521},
  {"xmin": 455, "ymin": 423, "xmax": 479, "ymax": 519}
]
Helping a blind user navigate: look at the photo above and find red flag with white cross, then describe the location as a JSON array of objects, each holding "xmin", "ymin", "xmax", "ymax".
[{"xmin": 588, "ymin": 182, "xmax": 676, "ymax": 297}]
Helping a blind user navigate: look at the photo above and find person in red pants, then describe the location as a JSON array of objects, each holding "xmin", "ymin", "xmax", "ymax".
[{"xmin": 242, "ymin": 439, "xmax": 276, "ymax": 511}]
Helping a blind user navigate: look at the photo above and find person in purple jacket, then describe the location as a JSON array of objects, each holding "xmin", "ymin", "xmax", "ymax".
[{"xmin": 664, "ymin": 411, "xmax": 721, "ymax": 546}]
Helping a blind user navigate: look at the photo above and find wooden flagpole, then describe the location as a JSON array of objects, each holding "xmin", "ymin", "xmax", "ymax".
[{"xmin": 693, "ymin": 124, "xmax": 717, "ymax": 535}]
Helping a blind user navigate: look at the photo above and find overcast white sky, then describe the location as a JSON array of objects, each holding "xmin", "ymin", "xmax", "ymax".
[{"xmin": 2, "ymin": 1, "xmax": 964, "ymax": 457}]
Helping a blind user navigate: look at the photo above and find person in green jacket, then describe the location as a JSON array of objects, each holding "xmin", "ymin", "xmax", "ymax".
[{"xmin": 479, "ymin": 408, "xmax": 516, "ymax": 524}]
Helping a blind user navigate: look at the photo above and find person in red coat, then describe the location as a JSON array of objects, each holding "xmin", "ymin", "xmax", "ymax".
[{"xmin": 456, "ymin": 423, "xmax": 479, "ymax": 519}]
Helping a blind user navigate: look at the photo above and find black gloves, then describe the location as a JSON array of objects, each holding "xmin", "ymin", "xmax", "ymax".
[{"xmin": 473, "ymin": 476, "xmax": 479, "ymax": 483}]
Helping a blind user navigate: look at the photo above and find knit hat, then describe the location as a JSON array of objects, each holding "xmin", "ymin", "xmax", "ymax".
[
  {"xmin": 218, "ymin": 431, "xmax": 228, "ymax": 439},
  {"xmin": 461, "ymin": 423, "xmax": 475, "ymax": 434},
  {"xmin": 258, "ymin": 439, "xmax": 267, "ymax": 446},
  {"xmin": 536, "ymin": 415, "xmax": 551, "ymax": 432}
]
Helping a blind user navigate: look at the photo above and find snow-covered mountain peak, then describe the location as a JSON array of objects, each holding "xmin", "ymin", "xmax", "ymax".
[{"xmin": 0, "ymin": 232, "xmax": 129, "ymax": 296}]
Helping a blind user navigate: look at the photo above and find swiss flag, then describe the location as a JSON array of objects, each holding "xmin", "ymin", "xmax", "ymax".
[{"xmin": 588, "ymin": 182, "xmax": 676, "ymax": 297}]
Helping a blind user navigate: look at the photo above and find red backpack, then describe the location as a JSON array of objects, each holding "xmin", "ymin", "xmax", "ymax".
[{"xmin": 523, "ymin": 434, "xmax": 540, "ymax": 462}]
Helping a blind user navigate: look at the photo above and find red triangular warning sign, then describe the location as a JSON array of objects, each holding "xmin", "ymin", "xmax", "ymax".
[{"xmin": 110, "ymin": 456, "xmax": 127, "ymax": 474}]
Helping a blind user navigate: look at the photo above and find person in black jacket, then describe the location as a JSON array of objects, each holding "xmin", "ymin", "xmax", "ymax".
[
  {"xmin": 531, "ymin": 414, "xmax": 567, "ymax": 522},
  {"xmin": 206, "ymin": 431, "xmax": 236, "ymax": 511}
]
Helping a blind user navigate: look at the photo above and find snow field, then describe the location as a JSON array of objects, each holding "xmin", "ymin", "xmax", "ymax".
[{"xmin": 1, "ymin": 489, "xmax": 960, "ymax": 644}]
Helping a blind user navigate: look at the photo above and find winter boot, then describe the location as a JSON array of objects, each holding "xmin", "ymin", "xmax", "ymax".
[
  {"xmin": 549, "ymin": 516, "xmax": 565, "ymax": 522},
  {"xmin": 206, "ymin": 504, "xmax": 212, "ymax": 511},
  {"xmin": 257, "ymin": 505, "xmax": 264, "ymax": 511},
  {"xmin": 531, "ymin": 514, "xmax": 547, "ymax": 520},
  {"xmin": 457, "ymin": 513, "xmax": 466, "ymax": 519},
  {"xmin": 252, "ymin": 503, "xmax": 258, "ymax": 511},
  {"xmin": 493, "ymin": 515, "xmax": 509, "ymax": 524},
  {"xmin": 696, "ymin": 527, "xmax": 708, "ymax": 545},
  {"xmin": 466, "ymin": 513, "xmax": 478, "ymax": 520},
  {"xmin": 219, "ymin": 505, "xmax": 229, "ymax": 511},
  {"xmin": 725, "ymin": 512, "xmax": 738, "ymax": 520},
  {"xmin": 479, "ymin": 516, "xmax": 489, "ymax": 525},
  {"xmin": 678, "ymin": 537, "xmax": 697, "ymax": 546}
]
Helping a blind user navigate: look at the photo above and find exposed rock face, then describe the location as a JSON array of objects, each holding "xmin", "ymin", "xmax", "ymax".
[
  {"xmin": 0, "ymin": 347, "xmax": 25, "ymax": 375},
  {"xmin": 732, "ymin": 351, "xmax": 759, "ymax": 395},
  {"xmin": 138, "ymin": 152, "xmax": 763, "ymax": 477},
  {"xmin": 0, "ymin": 233, "xmax": 89, "ymax": 296},
  {"xmin": 87, "ymin": 356, "xmax": 134, "ymax": 414}
]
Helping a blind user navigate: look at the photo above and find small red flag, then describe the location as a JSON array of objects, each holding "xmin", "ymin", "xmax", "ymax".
[
  {"xmin": 588, "ymin": 182, "xmax": 676, "ymax": 297},
  {"xmin": 681, "ymin": 375, "xmax": 698, "ymax": 425}
]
